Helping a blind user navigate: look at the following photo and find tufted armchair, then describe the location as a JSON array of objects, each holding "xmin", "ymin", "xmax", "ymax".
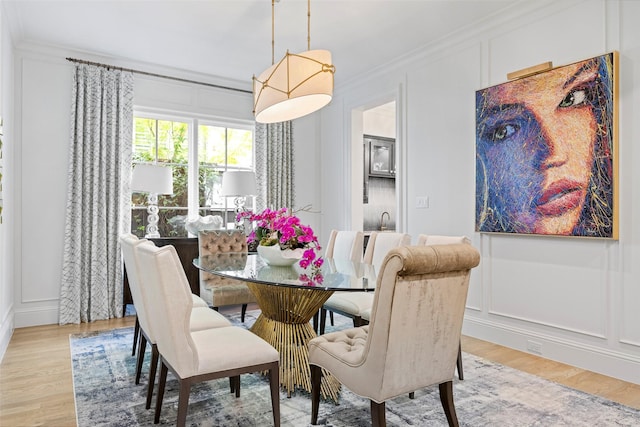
[
  {"xmin": 198, "ymin": 229, "xmax": 257, "ymax": 322},
  {"xmin": 362, "ymin": 234, "xmax": 473, "ymax": 381},
  {"xmin": 309, "ymin": 244, "xmax": 480, "ymax": 427}
]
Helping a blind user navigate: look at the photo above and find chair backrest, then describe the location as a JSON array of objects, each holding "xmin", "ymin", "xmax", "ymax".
[
  {"xmin": 363, "ymin": 231, "xmax": 411, "ymax": 273},
  {"xmin": 119, "ymin": 233, "xmax": 157, "ymax": 341},
  {"xmin": 417, "ymin": 234, "xmax": 471, "ymax": 246},
  {"xmin": 198, "ymin": 229, "xmax": 248, "ymax": 290},
  {"xmin": 325, "ymin": 230, "xmax": 364, "ymax": 262},
  {"xmin": 136, "ymin": 243, "xmax": 198, "ymax": 378},
  {"xmin": 360, "ymin": 244, "xmax": 480, "ymax": 401}
]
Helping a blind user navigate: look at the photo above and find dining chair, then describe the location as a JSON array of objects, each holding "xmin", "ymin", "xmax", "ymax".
[
  {"xmin": 309, "ymin": 244, "xmax": 480, "ymax": 427},
  {"xmin": 319, "ymin": 231, "xmax": 410, "ymax": 334},
  {"xmin": 136, "ymin": 242, "xmax": 280, "ymax": 427},
  {"xmin": 362, "ymin": 234, "xmax": 472, "ymax": 382},
  {"xmin": 125, "ymin": 236, "xmax": 209, "ymax": 358},
  {"xmin": 119, "ymin": 234, "xmax": 232, "ymax": 410},
  {"xmin": 313, "ymin": 230, "xmax": 363, "ymax": 332},
  {"xmin": 198, "ymin": 229, "xmax": 257, "ymax": 322}
]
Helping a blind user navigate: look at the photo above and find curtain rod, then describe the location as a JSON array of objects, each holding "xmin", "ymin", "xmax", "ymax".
[{"xmin": 65, "ymin": 57, "xmax": 252, "ymax": 94}]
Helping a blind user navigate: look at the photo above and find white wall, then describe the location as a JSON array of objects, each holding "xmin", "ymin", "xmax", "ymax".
[
  {"xmin": 319, "ymin": 0, "xmax": 640, "ymax": 385},
  {"xmin": 0, "ymin": 1, "xmax": 15, "ymax": 361}
]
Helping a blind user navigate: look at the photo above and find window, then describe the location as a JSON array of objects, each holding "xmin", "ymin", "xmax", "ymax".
[{"xmin": 132, "ymin": 113, "xmax": 254, "ymax": 237}]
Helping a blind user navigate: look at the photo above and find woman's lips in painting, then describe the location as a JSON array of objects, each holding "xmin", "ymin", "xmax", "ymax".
[{"xmin": 536, "ymin": 179, "xmax": 585, "ymax": 216}]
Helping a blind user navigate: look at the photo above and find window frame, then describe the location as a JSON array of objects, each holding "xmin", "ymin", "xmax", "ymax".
[{"xmin": 132, "ymin": 108, "xmax": 255, "ymax": 236}]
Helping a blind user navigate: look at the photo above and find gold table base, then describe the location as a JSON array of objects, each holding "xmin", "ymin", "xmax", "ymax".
[{"xmin": 246, "ymin": 282, "xmax": 342, "ymax": 402}]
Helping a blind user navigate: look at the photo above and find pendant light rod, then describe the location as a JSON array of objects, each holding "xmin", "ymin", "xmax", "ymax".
[
  {"xmin": 307, "ymin": 0, "xmax": 311, "ymax": 51},
  {"xmin": 271, "ymin": 0, "xmax": 275, "ymax": 65}
]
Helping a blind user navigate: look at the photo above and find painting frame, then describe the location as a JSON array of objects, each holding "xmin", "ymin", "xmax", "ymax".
[{"xmin": 475, "ymin": 51, "xmax": 618, "ymax": 239}]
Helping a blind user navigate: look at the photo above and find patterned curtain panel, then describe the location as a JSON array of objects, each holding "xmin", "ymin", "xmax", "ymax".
[
  {"xmin": 254, "ymin": 121, "xmax": 295, "ymax": 211},
  {"xmin": 59, "ymin": 65, "xmax": 134, "ymax": 324}
]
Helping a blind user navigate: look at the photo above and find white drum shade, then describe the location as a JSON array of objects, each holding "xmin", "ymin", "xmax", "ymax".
[{"xmin": 253, "ymin": 49, "xmax": 334, "ymax": 124}]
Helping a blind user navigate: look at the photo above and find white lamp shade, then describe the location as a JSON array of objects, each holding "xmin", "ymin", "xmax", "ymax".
[
  {"xmin": 131, "ymin": 164, "xmax": 173, "ymax": 195},
  {"xmin": 221, "ymin": 171, "xmax": 257, "ymax": 196},
  {"xmin": 253, "ymin": 49, "xmax": 334, "ymax": 124}
]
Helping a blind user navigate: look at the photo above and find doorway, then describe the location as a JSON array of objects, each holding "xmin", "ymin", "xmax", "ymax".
[{"xmin": 362, "ymin": 102, "xmax": 396, "ymax": 233}]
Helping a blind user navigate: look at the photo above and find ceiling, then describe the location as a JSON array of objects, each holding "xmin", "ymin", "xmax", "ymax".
[{"xmin": 3, "ymin": 0, "xmax": 525, "ymax": 90}]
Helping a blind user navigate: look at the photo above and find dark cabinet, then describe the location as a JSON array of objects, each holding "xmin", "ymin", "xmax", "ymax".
[
  {"xmin": 363, "ymin": 135, "xmax": 396, "ymax": 204},
  {"xmin": 122, "ymin": 237, "xmax": 200, "ymax": 312},
  {"xmin": 366, "ymin": 135, "xmax": 395, "ymax": 177}
]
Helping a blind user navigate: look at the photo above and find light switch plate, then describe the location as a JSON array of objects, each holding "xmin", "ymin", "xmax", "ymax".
[{"xmin": 416, "ymin": 196, "xmax": 429, "ymax": 208}]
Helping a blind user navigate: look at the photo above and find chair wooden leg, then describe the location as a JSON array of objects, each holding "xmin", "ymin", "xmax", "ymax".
[
  {"xmin": 330, "ymin": 311, "xmax": 334, "ymax": 326},
  {"xmin": 176, "ymin": 379, "xmax": 191, "ymax": 427},
  {"xmin": 269, "ymin": 365, "xmax": 281, "ymax": 427},
  {"xmin": 370, "ymin": 400, "xmax": 386, "ymax": 427},
  {"xmin": 135, "ymin": 334, "xmax": 147, "ymax": 385},
  {"xmin": 310, "ymin": 365, "xmax": 322, "ymax": 425},
  {"xmin": 132, "ymin": 315, "xmax": 140, "ymax": 356},
  {"xmin": 408, "ymin": 391, "xmax": 415, "ymax": 399},
  {"xmin": 234, "ymin": 376, "xmax": 241, "ymax": 398},
  {"xmin": 319, "ymin": 308, "xmax": 327, "ymax": 335},
  {"xmin": 146, "ymin": 344, "xmax": 159, "ymax": 410},
  {"xmin": 353, "ymin": 316, "xmax": 363, "ymax": 327},
  {"xmin": 439, "ymin": 381, "xmax": 459, "ymax": 427},
  {"xmin": 154, "ymin": 361, "xmax": 168, "ymax": 424},
  {"xmin": 456, "ymin": 343, "xmax": 464, "ymax": 380},
  {"xmin": 241, "ymin": 303, "xmax": 248, "ymax": 322}
]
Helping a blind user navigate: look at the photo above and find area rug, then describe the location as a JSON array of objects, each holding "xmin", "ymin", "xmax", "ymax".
[{"xmin": 70, "ymin": 311, "xmax": 640, "ymax": 426}]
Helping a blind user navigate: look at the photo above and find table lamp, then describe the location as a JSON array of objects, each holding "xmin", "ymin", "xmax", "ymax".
[
  {"xmin": 221, "ymin": 170, "xmax": 257, "ymax": 231},
  {"xmin": 131, "ymin": 164, "xmax": 173, "ymax": 238}
]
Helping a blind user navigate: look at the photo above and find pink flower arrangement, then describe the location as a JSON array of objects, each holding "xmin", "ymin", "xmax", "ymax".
[{"xmin": 237, "ymin": 208, "xmax": 324, "ymax": 285}]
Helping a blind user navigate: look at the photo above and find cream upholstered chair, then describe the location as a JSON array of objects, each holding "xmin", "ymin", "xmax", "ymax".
[
  {"xmin": 136, "ymin": 243, "xmax": 281, "ymax": 427},
  {"xmin": 127, "ymin": 237, "xmax": 209, "ymax": 357},
  {"xmin": 309, "ymin": 244, "xmax": 480, "ymax": 427},
  {"xmin": 361, "ymin": 234, "xmax": 472, "ymax": 382},
  {"xmin": 313, "ymin": 230, "xmax": 364, "ymax": 332},
  {"xmin": 319, "ymin": 231, "xmax": 410, "ymax": 334},
  {"xmin": 120, "ymin": 234, "xmax": 232, "ymax": 410},
  {"xmin": 198, "ymin": 229, "xmax": 257, "ymax": 322},
  {"xmin": 419, "ymin": 234, "xmax": 471, "ymax": 381}
]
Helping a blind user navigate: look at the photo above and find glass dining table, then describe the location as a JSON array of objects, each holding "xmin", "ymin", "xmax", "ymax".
[{"xmin": 193, "ymin": 253, "xmax": 377, "ymax": 403}]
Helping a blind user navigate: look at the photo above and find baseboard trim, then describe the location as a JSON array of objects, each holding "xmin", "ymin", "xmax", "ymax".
[
  {"xmin": 14, "ymin": 306, "xmax": 59, "ymax": 328},
  {"xmin": 463, "ymin": 317, "xmax": 640, "ymax": 386},
  {"xmin": 0, "ymin": 307, "xmax": 15, "ymax": 362}
]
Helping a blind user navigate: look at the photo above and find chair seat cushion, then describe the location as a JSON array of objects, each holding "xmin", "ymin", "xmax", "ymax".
[
  {"xmin": 309, "ymin": 326, "xmax": 368, "ymax": 367},
  {"xmin": 361, "ymin": 308, "xmax": 371, "ymax": 321},
  {"xmin": 192, "ymin": 294, "xmax": 209, "ymax": 307},
  {"xmin": 191, "ymin": 326, "xmax": 279, "ymax": 374},
  {"xmin": 323, "ymin": 292, "xmax": 374, "ymax": 316},
  {"xmin": 190, "ymin": 307, "xmax": 231, "ymax": 331}
]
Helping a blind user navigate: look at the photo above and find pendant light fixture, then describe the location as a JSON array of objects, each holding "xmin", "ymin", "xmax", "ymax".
[{"xmin": 253, "ymin": 0, "xmax": 335, "ymax": 124}]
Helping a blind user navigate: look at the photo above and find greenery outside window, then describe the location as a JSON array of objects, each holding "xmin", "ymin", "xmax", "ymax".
[{"xmin": 132, "ymin": 114, "xmax": 254, "ymax": 237}]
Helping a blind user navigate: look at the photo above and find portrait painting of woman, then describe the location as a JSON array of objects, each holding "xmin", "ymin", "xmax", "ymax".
[{"xmin": 475, "ymin": 52, "xmax": 617, "ymax": 238}]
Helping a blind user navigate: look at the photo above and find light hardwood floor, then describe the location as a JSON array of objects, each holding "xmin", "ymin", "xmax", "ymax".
[{"xmin": 1, "ymin": 314, "xmax": 639, "ymax": 426}]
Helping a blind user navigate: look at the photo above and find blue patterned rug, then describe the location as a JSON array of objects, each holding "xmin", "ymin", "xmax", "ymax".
[{"xmin": 70, "ymin": 311, "xmax": 640, "ymax": 426}]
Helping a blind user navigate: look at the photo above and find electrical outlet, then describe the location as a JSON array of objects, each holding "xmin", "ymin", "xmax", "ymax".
[
  {"xmin": 527, "ymin": 340, "xmax": 542, "ymax": 355},
  {"xmin": 416, "ymin": 196, "xmax": 429, "ymax": 209}
]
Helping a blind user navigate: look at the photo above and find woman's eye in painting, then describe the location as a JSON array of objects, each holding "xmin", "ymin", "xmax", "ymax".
[
  {"xmin": 558, "ymin": 81, "xmax": 597, "ymax": 109},
  {"xmin": 558, "ymin": 89, "xmax": 587, "ymax": 108},
  {"xmin": 491, "ymin": 123, "xmax": 519, "ymax": 142}
]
